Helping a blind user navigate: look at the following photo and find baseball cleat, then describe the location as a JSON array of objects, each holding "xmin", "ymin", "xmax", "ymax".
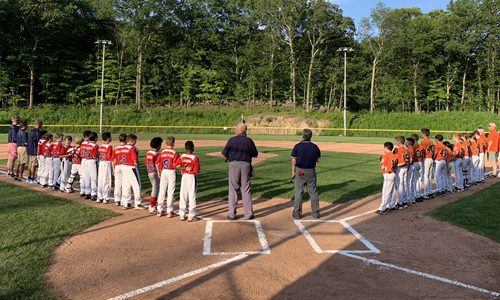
[
  {"xmin": 389, "ymin": 208, "xmax": 397, "ymax": 213},
  {"xmin": 187, "ymin": 216, "xmax": 201, "ymax": 222},
  {"xmin": 166, "ymin": 211, "xmax": 177, "ymax": 218},
  {"xmin": 115, "ymin": 201, "xmax": 121, "ymax": 206},
  {"xmin": 374, "ymin": 210, "xmax": 387, "ymax": 215},
  {"xmin": 157, "ymin": 211, "xmax": 166, "ymax": 217},
  {"xmin": 134, "ymin": 204, "xmax": 147, "ymax": 210},
  {"xmin": 179, "ymin": 215, "xmax": 187, "ymax": 221}
]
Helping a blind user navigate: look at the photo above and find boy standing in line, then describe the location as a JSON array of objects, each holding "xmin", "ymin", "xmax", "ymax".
[
  {"xmin": 394, "ymin": 136, "xmax": 409, "ymax": 209},
  {"xmin": 156, "ymin": 136, "xmax": 179, "ymax": 218},
  {"xmin": 112, "ymin": 134, "xmax": 127, "ymax": 206},
  {"xmin": 411, "ymin": 134, "xmax": 424, "ymax": 202},
  {"xmin": 375, "ymin": 142, "xmax": 397, "ymax": 215},
  {"xmin": 176, "ymin": 141, "xmax": 201, "ymax": 222},
  {"xmin": 65, "ymin": 137, "xmax": 83, "ymax": 194},
  {"xmin": 15, "ymin": 121, "xmax": 28, "ymax": 181},
  {"xmin": 420, "ymin": 128, "xmax": 435, "ymax": 199},
  {"xmin": 461, "ymin": 133, "xmax": 472, "ymax": 188},
  {"xmin": 42, "ymin": 133, "xmax": 54, "ymax": 188},
  {"xmin": 7, "ymin": 115, "xmax": 20, "ymax": 178},
  {"xmin": 51, "ymin": 133, "xmax": 64, "ymax": 190},
  {"xmin": 80, "ymin": 130, "xmax": 91, "ymax": 198},
  {"xmin": 97, "ymin": 132, "xmax": 113, "ymax": 203},
  {"xmin": 443, "ymin": 141, "xmax": 454, "ymax": 195},
  {"xmin": 474, "ymin": 131, "xmax": 486, "ymax": 183},
  {"xmin": 470, "ymin": 134, "xmax": 480, "ymax": 185},
  {"xmin": 405, "ymin": 137, "xmax": 416, "ymax": 204},
  {"xmin": 452, "ymin": 133, "xmax": 464, "ymax": 192},
  {"xmin": 58, "ymin": 136, "xmax": 73, "ymax": 193},
  {"xmin": 86, "ymin": 132, "xmax": 100, "ymax": 200},
  {"xmin": 433, "ymin": 135, "xmax": 448, "ymax": 196},
  {"xmin": 146, "ymin": 137, "xmax": 162, "ymax": 213},
  {"xmin": 36, "ymin": 130, "xmax": 48, "ymax": 185}
]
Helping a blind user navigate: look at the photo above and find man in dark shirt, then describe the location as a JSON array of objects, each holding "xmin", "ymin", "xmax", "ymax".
[
  {"xmin": 7, "ymin": 115, "xmax": 20, "ymax": 178},
  {"xmin": 221, "ymin": 123, "xmax": 258, "ymax": 220},
  {"xmin": 27, "ymin": 119, "xmax": 43, "ymax": 183},
  {"xmin": 291, "ymin": 129, "xmax": 321, "ymax": 219},
  {"xmin": 15, "ymin": 121, "xmax": 29, "ymax": 181}
]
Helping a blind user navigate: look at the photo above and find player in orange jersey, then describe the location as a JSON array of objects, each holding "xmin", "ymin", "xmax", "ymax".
[
  {"xmin": 461, "ymin": 133, "xmax": 472, "ymax": 188},
  {"xmin": 405, "ymin": 137, "xmax": 416, "ymax": 204},
  {"xmin": 452, "ymin": 133, "xmax": 464, "ymax": 192},
  {"xmin": 375, "ymin": 142, "xmax": 398, "ymax": 215},
  {"xmin": 433, "ymin": 135, "xmax": 448, "ymax": 196},
  {"xmin": 420, "ymin": 129, "xmax": 435, "ymax": 199},
  {"xmin": 470, "ymin": 134, "xmax": 480, "ymax": 185},
  {"xmin": 442, "ymin": 141, "xmax": 454, "ymax": 195},
  {"xmin": 411, "ymin": 134, "xmax": 424, "ymax": 201},
  {"xmin": 474, "ymin": 130, "xmax": 486, "ymax": 183},
  {"xmin": 394, "ymin": 136, "xmax": 410, "ymax": 209}
]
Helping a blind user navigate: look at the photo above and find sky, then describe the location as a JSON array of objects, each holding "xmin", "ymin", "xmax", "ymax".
[{"xmin": 332, "ymin": 0, "xmax": 452, "ymax": 25}]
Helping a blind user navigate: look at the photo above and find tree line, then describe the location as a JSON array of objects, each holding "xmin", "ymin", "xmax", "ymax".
[{"xmin": 0, "ymin": 0, "xmax": 499, "ymax": 114}]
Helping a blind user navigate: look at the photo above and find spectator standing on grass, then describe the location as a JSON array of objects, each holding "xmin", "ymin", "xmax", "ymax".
[
  {"xmin": 291, "ymin": 129, "xmax": 321, "ymax": 219},
  {"xmin": 486, "ymin": 123, "xmax": 499, "ymax": 178},
  {"xmin": 222, "ymin": 122, "xmax": 258, "ymax": 220},
  {"xmin": 15, "ymin": 121, "xmax": 28, "ymax": 181},
  {"xmin": 27, "ymin": 119, "xmax": 42, "ymax": 183},
  {"xmin": 7, "ymin": 115, "xmax": 20, "ymax": 178}
]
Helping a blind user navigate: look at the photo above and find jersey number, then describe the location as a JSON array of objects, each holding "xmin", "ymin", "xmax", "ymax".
[
  {"xmin": 147, "ymin": 162, "xmax": 156, "ymax": 172},
  {"xmin": 163, "ymin": 160, "xmax": 170, "ymax": 170},
  {"xmin": 119, "ymin": 155, "xmax": 128, "ymax": 165},
  {"xmin": 403, "ymin": 153, "xmax": 410, "ymax": 165}
]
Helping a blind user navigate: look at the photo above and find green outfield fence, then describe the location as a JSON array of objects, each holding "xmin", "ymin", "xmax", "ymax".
[{"xmin": 0, "ymin": 124, "xmax": 468, "ymax": 138}]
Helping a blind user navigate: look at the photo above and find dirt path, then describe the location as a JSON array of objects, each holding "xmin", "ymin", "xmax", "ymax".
[{"xmin": 1, "ymin": 140, "xmax": 499, "ymax": 299}]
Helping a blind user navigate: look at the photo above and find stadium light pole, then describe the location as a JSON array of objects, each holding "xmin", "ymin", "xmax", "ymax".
[
  {"xmin": 337, "ymin": 47, "xmax": 354, "ymax": 136},
  {"xmin": 95, "ymin": 40, "xmax": 113, "ymax": 134}
]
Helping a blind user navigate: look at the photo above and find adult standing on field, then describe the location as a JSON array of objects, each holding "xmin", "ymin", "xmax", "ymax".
[
  {"xmin": 27, "ymin": 119, "xmax": 43, "ymax": 183},
  {"xmin": 486, "ymin": 123, "xmax": 499, "ymax": 178},
  {"xmin": 291, "ymin": 129, "xmax": 321, "ymax": 219},
  {"xmin": 222, "ymin": 123, "xmax": 258, "ymax": 220}
]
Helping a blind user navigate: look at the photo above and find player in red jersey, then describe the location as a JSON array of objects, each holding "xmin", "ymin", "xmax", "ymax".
[
  {"xmin": 155, "ymin": 136, "xmax": 180, "ymax": 217},
  {"xmin": 42, "ymin": 133, "xmax": 54, "ymax": 188},
  {"xmin": 97, "ymin": 132, "xmax": 113, "ymax": 204},
  {"xmin": 84, "ymin": 132, "xmax": 100, "ymax": 200},
  {"xmin": 51, "ymin": 133, "xmax": 64, "ymax": 190},
  {"xmin": 79, "ymin": 130, "xmax": 92, "ymax": 198},
  {"xmin": 36, "ymin": 131, "xmax": 48, "ymax": 186},
  {"xmin": 58, "ymin": 136, "xmax": 73, "ymax": 193},
  {"xmin": 146, "ymin": 137, "xmax": 162, "ymax": 213},
  {"xmin": 176, "ymin": 141, "xmax": 201, "ymax": 221},
  {"xmin": 112, "ymin": 134, "xmax": 146, "ymax": 210},
  {"xmin": 65, "ymin": 137, "xmax": 84, "ymax": 195}
]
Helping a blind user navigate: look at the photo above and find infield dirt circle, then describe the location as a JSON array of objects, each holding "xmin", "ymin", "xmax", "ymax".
[{"xmin": 2, "ymin": 140, "xmax": 499, "ymax": 299}]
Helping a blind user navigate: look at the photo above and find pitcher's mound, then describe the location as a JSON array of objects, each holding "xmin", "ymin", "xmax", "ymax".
[{"xmin": 206, "ymin": 152, "xmax": 278, "ymax": 164}]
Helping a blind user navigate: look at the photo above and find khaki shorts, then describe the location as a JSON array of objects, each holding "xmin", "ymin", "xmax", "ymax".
[
  {"xmin": 488, "ymin": 151, "xmax": 499, "ymax": 162},
  {"xmin": 17, "ymin": 146, "xmax": 28, "ymax": 164},
  {"xmin": 29, "ymin": 155, "xmax": 38, "ymax": 166},
  {"xmin": 8, "ymin": 143, "xmax": 17, "ymax": 160}
]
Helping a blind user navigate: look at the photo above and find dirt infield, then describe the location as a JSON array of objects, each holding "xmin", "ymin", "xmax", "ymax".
[{"xmin": 1, "ymin": 140, "xmax": 499, "ymax": 299}]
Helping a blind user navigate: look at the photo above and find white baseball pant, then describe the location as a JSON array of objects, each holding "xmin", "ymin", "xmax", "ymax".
[
  {"xmin": 406, "ymin": 165, "xmax": 414, "ymax": 202},
  {"xmin": 412, "ymin": 161, "xmax": 423, "ymax": 198},
  {"xmin": 446, "ymin": 162, "xmax": 453, "ymax": 192},
  {"xmin": 396, "ymin": 166, "xmax": 408, "ymax": 204},
  {"xmin": 98, "ymin": 161, "xmax": 112, "ymax": 201},
  {"xmin": 45, "ymin": 157, "xmax": 54, "ymax": 186},
  {"xmin": 157, "ymin": 169, "xmax": 177, "ymax": 214},
  {"xmin": 422, "ymin": 158, "xmax": 434, "ymax": 196},
  {"xmin": 478, "ymin": 152, "xmax": 485, "ymax": 181},
  {"xmin": 85, "ymin": 159, "xmax": 98, "ymax": 196},
  {"xmin": 148, "ymin": 172, "xmax": 160, "ymax": 197},
  {"xmin": 37, "ymin": 155, "xmax": 47, "ymax": 185},
  {"xmin": 472, "ymin": 156, "xmax": 480, "ymax": 183},
  {"xmin": 80, "ymin": 159, "xmax": 89, "ymax": 195},
  {"xmin": 52, "ymin": 158, "xmax": 61, "ymax": 186},
  {"xmin": 179, "ymin": 175, "xmax": 197, "ymax": 217},
  {"xmin": 121, "ymin": 166, "xmax": 141, "ymax": 206},
  {"xmin": 454, "ymin": 158, "xmax": 464, "ymax": 189},
  {"xmin": 65, "ymin": 164, "xmax": 83, "ymax": 194},
  {"xmin": 379, "ymin": 172, "xmax": 396, "ymax": 211},
  {"xmin": 462, "ymin": 157, "xmax": 470, "ymax": 186},
  {"xmin": 114, "ymin": 165, "xmax": 124, "ymax": 204},
  {"xmin": 434, "ymin": 160, "xmax": 447, "ymax": 193},
  {"xmin": 59, "ymin": 160, "xmax": 72, "ymax": 191}
]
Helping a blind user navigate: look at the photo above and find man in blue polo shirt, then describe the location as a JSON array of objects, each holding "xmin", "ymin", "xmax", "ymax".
[
  {"xmin": 222, "ymin": 122, "xmax": 258, "ymax": 220},
  {"xmin": 27, "ymin": 119, "xmax": 43, "ymax": 183},
  {"xmin": 291, "ymin": 129, "xmax": 321, "ymax": 219}
]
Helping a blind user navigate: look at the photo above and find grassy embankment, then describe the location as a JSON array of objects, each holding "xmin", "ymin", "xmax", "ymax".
[{"xmin": 1, "ymin": 105, "xmax": 498, "ymax": 138}]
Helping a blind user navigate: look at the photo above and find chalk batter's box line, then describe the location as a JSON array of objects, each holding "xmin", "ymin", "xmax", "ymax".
[
  {"xmin": 203, "ymin": 220, "xmax": 271, "ymax": 256},
  {"xmin": 294, "ymin": 219, "xmax": 380, "ymax": 254}
]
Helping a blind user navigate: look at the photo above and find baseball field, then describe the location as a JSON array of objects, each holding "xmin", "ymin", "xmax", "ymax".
[{"xmin": 1, "ymin": 134, "xmax": 499, "ymax": 299}]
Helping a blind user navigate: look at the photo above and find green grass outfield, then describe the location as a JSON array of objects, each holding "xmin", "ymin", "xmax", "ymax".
[
  {"xmin": 0, "ymin": 181, "xmax": 117, "ymax": 299},
  {"xmin": 136, "ymin": 147, "xmax": 382, "ymax": 204},
  {"xmin": 428, "ymin": 182, "xmax": 500, "ymax": 243},
  {"xmin": 0, "ymin": 133, "xmax": 395, "ymax": 145}
]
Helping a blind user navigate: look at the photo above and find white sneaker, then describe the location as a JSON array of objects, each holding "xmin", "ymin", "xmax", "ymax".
[{"xmin": 134, "ymin": 204, "xmax": 147, "ymax": 210}]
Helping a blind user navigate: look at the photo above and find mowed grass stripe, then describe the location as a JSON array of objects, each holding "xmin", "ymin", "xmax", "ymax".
[
  {"xmin": 428, "ymin": 182, "xmax": 500, "ymax": 243},
  {"xmin": 137, "ymin": 147, "xmax": 383, "ymax": 204},
  {"xmin": 0, "ymin": 181, "xmax": 118, "ymax": 300}
]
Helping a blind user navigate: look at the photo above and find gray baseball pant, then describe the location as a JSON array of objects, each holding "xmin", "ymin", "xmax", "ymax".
[
  {"xmin": 293, "ymin": 167, "xmax": 320, "ymax": 218},
  {"xmin": 228, "ymin": 161, "xmax": 254, "ymax": 219}
]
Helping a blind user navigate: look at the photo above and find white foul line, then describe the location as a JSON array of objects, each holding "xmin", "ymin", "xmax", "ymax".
[
  {"xmin": 107, "ymin": 254, "xmax": 248, "ymax": 300},
  {"xmin": 339, "ymin": 252, "xmax": 500, "ymax": 297}
]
